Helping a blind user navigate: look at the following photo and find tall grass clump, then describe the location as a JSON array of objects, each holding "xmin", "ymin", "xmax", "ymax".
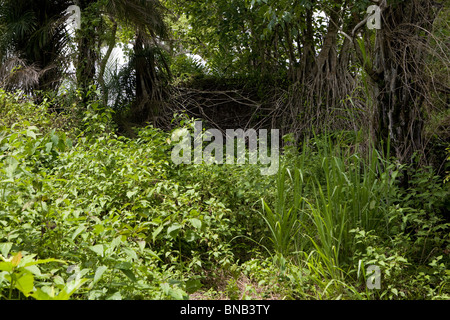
[
  {"xmin": 260, "ymin": 132, "xmax": 399, "ymax": 279},
  {"xmin": 260, "ymin": 166, "xmax": 303, "ymax": 258}
]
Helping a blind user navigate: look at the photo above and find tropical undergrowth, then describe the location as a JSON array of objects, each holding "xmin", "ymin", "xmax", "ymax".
[
  {"xmin": 0, "ymin": 90, "xmax": 449, "ymax": 300},
  {"xmin": 257, "ymin": 132, "xmax": 450, "ymax": 300}
]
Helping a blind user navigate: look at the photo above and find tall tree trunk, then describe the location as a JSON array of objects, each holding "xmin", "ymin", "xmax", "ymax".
[
  {"xmin": 131, "ymin": 31, "xmax": 159, "ymax": 123},
  {"xmin": 76, "ymin": 0, "xmax": 98, "ymax": 104},
  {"xmin": 368, "ymin": 0, "xmax": 441, "ymax": 169},
  {"xmin": 295, "ymin": 6, "xmax": 316, "ymax": 85},
  {"xmin": 98, "ymin": 16, "xmax": 118, "ymax": 106}
]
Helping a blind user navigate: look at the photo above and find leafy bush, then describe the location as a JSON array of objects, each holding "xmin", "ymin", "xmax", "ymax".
[
  {"xmin": 0, "ymin": 89, "xmax": 75, "ymax": 136},
  {"xmin": 0, "ymin": 250, "xmax": 85, "ymax": 300},
  {"xmin": 170, "ymin": 54, "xmax": 208, "ymax": 84},
  {"xmin": 1, "ymin": 95, "xmax": 448, "ymax": 300},
  {"xmin": 257, "ymin": 133, "xmax": 449, "ymax": 300},
  {"xmin": 0, "ymin": 104, "xmax": 250, "ymax": 299},
  {"xmin": 398, "ymin": 165, "xmax": 449, "ymax": 214}
]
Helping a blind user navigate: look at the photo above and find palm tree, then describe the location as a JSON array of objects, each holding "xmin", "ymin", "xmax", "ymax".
[
  {"xmin": 104, "ymin": 0, "xmax": 170, "ymax": 123},
  {"xmin": 0, "ymin": 0, "xmax": 169, "ymax": 119},
  {"xmin": 73, "ymin": 0, "xmax": 170, "ymax": 124},
  {"xmin": 129, "ymin": 30, "xmax": 171, "ymax": 123},
  {"xmin": 0, "ymin": 0, "xmax": 72, "ymax": 94}
]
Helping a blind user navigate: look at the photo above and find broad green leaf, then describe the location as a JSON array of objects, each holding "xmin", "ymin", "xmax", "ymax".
[
  {"xmin": 5, "ymin": 158, "xmax": 18, "ymax": 178},
  {"xmin": 137, "ymin": 240, "xmax": 146, "ymax": 253},
  {"xmin": 51, "ymin": 134, "xmax": 59, "ymax": 146},
  {"xmin": 160, "ymin": 282, "xmax": 170, "ymax": 295},
  {"xmin": 119, "ymin": 269, "xmax": 137, "ymax": 282},
  {"xmin": 115, "ymin": 261, "xmax": 132, "ymax": 270},
  {"xmin": 0, "ymin": 261, "xmax": 13, "ymax": 272},
  {"xmin": 15, "ymin": 272, "xmax": 34, "ymax": 296},
  {"xmin": 152, "ymin": 225, "xmax": 164, "ymax": 242},
  {"xmin": 106, "ymin": 291, "xmax": 122, "ymax": 300},
  {"xmin": 0, "ymin": 242, "xmax": 12, "ymax": 257},
  {"xmin": 169, "ymin": 287, "xmax": 188, "ymax": 300},
  {"xmin": 56, "ymin": 278, "xmax": 88, "ymax": 300},
  {"xmin": 93, "ymin": 224, "xmax": 105, "ymax": 235},
  {"xmin": 167, "ymin": 223, "xmax": 182, "ymax": 238},
  {"xmin": 185, "ymin": 279, "xmax": 202, "ymax": 294},
  {"xmin": 57, "ymin": 137, "xmax": 67, "ymax": 151},
  {"xmin": 190, "ymin": 218, "xmax": 202, "ymax": 230},
  {"xmin": 185, "ymin": 230, "xmax": 197, "ymax": 243},
  {"xmin": 53, "ymin": 275, "xmax": 65, "ymax": 286},
  {"xmin": 24, "ymin": 264, "xmax": 42, "ymax": 277},
  {"xmin": 122, "ymin": 247, "xmax": 138, "ymax": 260},
  {"xmin": 26, "ymin": 129, "xmax": 36, "ymax": 140},
  {"xmin": 45, "ymin": 142, "xmax": 53, "ymax": 153},
  {"xmin": 109, "ymin": 236, "xmax": 122, "ymax": 252},
  {"xmin": 93, "ymin": 266, "xmax": 108, "ymax": 285},
  {"xmin": 89, "ymin": 244, "xmax": 104, "ymax": 257},
  {"xmin": 189, "ymin": 209, "xmax": 199, "ymax": 216},
  {"xmin": 31, "ymin": 288, "xmax": 54, "ymax": 300},
  {"xmin": 145, "ymin": 249, "xmax": 162, "ymax": 262},
  {"xmin": 66, "ymin": 138, "xmax": 73, "ymax": 149},
  {"xmin": 71, "ymin": 226, "xmax": 86, "ymax": 241},
  {"xmin": 126, "ymin": 190, "xmax": 137, "ymax": 198}
]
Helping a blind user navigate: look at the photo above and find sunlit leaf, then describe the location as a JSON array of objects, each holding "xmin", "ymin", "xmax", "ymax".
[
  {"xmin": 0, "ymin": 243, "xmax": 13, "ymax": 258},
  {"xmin": 15, "ymin": 271, "xmax": 34, "ymax": 296},
  {"xmin": 11, "ymin": 252, "xmax": 22, "ymax": 267},
  {"xmin": 89, "ymin": 245, "xmax": 104, "ymax": 257},
  {"xmin": 190, "ymin": 218, "xmax": 202, "ymax": 230},
  {"xmin": 93, "ymin": 266, "xmax": 108, "ymax": 285},
  {"xmin": 0, "ymin": 261, "xmax": 13, "ymax": 272}
]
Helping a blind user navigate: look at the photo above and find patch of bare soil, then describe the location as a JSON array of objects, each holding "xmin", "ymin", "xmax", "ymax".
[{"xmin": 188, "ymin": 270, "xmax": 285, "ymax": 300}]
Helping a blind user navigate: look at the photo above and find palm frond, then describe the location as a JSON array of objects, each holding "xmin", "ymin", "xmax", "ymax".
[
  {"xmin": 0, "ymin": 0, "xmax": 73, "ymax": 92},
  {"xmin": 104, "ymin": 0, "xmax": 168, "ymax": 38},
  {"xmin": 0, "ymin": 56, "xmax": 40, "ymax": 93}
]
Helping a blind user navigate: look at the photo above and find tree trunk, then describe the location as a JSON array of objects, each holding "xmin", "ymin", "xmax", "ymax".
[
  {"xmin": 369, "ymin": 0, "xmax": 440, "ymax": 168},
  {"xmin": 75, "ymin": 0, "xmax": 98, "ymax": 104},
  {"xmin": 98, "ymin": 17, "xmax": 118, "ymax": 106},
  {"xmin": 131, "ymin": 31, "xmax": 158, "ymax": 123}
]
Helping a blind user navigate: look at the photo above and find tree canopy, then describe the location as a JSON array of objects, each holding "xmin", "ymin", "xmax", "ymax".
[{"xmin": 0, "ymin": 0, "xmax": 448, "ymax": 165}]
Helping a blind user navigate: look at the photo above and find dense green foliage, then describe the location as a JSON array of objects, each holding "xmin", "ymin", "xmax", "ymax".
[
  {"xmin": 0, "ymin": 0, "xmax": 449, "ymax": 302},
  {"xmin": 1, "ymin": 91, "xmax": 448, "ymax": 300}
]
